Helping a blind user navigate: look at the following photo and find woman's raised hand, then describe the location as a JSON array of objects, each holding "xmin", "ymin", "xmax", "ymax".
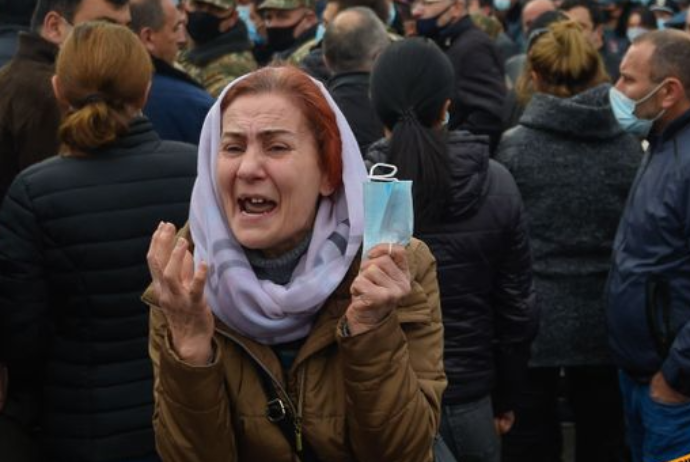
[
  {"xmin": 147, "ymin": 222, "xmax": 215, "ymax": 366},
  {"xmin": 346, "ymin": 244, "xmax": 412, "ymax": 336}
]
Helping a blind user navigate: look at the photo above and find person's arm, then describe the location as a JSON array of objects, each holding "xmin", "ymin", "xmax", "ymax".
[
  {"xmin": 490, "ymin": 168, "xmax": 538, "ymax": 421},
  {"xmin": 655, "ymin": 167, "xmax": 690, "ymax": 401},
  {"xmin": 146, "ymin": 222, "xmax": 237, "ymax": 461},
  {"xmin": 338, "ymin": 240, "xmax": 446, "ymax": 462},
  {"xmin": 148, "ymin": 306, "xmax": 237, "ymax": 461},
  {"xmin": 0, "ymin": 174, "xmax": 50, "ymax": 424}
]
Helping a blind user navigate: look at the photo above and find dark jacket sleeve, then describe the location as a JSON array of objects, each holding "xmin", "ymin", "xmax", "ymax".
[
  {"xmin": 0, "ymin": 173, "xmax": 50, "ymax": 417},
  {"xmin": 660, "ymin": 165, "xmax": 690, "ymax": 397},
  {"xmin": 488, "ymin": 163, "xmax": 538, "ymax": 414}
]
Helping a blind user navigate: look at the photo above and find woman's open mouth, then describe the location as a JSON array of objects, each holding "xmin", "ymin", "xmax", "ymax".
[{"xmin": 238, "ymin": 196, "xmax": 277, "ymax": 215}]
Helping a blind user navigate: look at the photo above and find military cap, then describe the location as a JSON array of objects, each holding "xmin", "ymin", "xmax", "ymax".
[{"xmin": 258, "ymin": 0, "xmax": 315, "ymax": 11}]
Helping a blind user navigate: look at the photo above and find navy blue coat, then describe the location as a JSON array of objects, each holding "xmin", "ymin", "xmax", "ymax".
[
  {"xmin": 144, "ymin": 57, "xmax": 214, "ymax": 146},
  {"xmin": 607, "ymin": 109, "xmax": 690, "ymax": 396},
  {"xmin": 0, "ymin": 117, "xmax": 197, "ymax": 461}
]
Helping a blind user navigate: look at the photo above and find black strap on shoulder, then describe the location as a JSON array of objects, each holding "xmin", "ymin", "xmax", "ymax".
[{"xmin": 252, "ymin": 360, "xmax": 320, "ymax": 462}]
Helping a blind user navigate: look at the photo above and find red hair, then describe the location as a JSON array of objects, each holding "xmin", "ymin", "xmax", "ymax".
[{"xmin": 221, "ymin": 66, "xmax": 343, "ymax": 191}]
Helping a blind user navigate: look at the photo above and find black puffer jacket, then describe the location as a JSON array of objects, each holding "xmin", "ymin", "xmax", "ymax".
[
  {"xmin": 0, "ymin": 117, "xmax": 197, "ymax": 461},
  {"xmin": 367, "ymin": 131, "xmax": 537, "ymax": 412}
]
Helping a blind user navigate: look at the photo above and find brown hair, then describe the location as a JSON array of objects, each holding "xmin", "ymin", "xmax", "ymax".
[
  {"xmin": 221, "ymin": 66, "xmax": 343, "ymax": 191},
  {"xmin": 516, "ymin": 20, "xmax": 609, "ymax": 105},
  {"xmin": 56, "ymin": 21, "xmax": 153, "ymax": 154}
]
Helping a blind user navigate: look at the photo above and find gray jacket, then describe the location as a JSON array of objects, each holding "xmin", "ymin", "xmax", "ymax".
[{"xmin": 496, "ymin": 83, "xmax": 642, "ymax": 366}]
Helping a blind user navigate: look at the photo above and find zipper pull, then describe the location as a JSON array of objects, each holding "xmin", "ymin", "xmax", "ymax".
[{"xmin": 295, "ymin": 418, "xmax": 303, "ymax": 453}]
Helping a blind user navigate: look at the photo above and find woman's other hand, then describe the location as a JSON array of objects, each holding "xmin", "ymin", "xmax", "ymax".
[
  {"xmin": 147, "ymin": 222, "xmax": 215, "ymax": 366},
  {"xmin": 346, "ymin": 243, "xmax": 411, "ymax": 336}
]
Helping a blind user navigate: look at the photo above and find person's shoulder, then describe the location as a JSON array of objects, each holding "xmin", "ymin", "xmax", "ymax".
[
  {"xmin": 211, "ymin": 50, "xmax": 258, "ymax": 71},
  {"xmin": 151, "ymin": 140, "xmax": 199, "ymax": 169}
]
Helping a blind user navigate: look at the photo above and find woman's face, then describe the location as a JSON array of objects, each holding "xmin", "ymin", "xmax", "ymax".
[{"xmin": 217, "ymin": 93, "xmax": 335, "ymax": 258}]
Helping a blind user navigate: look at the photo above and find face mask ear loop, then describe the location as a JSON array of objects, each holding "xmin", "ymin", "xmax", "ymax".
[
  {"xmin": 368, "ymin": 163, "xmax": 399, "ymax": 182},
  {"xmin": 634, "ymin": 80, "xmax": 668, "ymax": 106}
]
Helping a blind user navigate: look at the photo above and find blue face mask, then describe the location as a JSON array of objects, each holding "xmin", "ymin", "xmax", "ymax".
[
  {"xmin": 493, "ymin": 0, "xmax": 512, "ymax": 12},
  {"xmin": 626, "ymin": 26, "xmax": 647, "ymax": 42},
  {"xmin": 237, "ymin": 4, "xmax": 266, "ymax": 46},
  {"xmin": 363, "ymin": 163, "xmax": 414, "ymax": 258},
  {"xmin": 315, "ymin": 23, "xmax": 326, "ymax": 43},
  {"xmin": 656, "ymin": 17, "xmax": 666, "ymax": 30},
  {"xmin": 609, "ymin": 82, "xmax": 667, "ymax": 137}
]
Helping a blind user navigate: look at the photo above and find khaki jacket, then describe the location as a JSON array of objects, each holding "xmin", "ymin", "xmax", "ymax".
[{"xmin": 144, "ymin": 229, "xmax": 446, "ymax": 462}]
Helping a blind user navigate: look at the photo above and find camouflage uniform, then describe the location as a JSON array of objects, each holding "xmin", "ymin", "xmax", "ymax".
[
  {"xmin": 180, "ymin": 50, "xmax": 257, "ymax": 98},
  {"xmin": 179, "ymin": 0, "xmax": 258, "ymax": 98}
]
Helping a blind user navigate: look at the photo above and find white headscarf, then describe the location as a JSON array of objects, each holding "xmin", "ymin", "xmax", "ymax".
[{"xmin": 189, "ymin": 69, "xmax": 367, "ymax": 345}]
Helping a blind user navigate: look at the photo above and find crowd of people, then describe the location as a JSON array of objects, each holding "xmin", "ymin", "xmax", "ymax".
[{"xmin": 0, "ymin": 0, "xmax": 689, "ymax": 461}]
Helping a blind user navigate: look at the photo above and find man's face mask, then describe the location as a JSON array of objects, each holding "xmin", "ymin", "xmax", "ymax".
[
  {"xmin": 415, "ymin": 2, "xmax": 453, "ymax": 39},
  {"xmin": 266, "ymin": 14, "xmax": 304, "ymax": 51},
  {"xmin": 362, "ymin": 164, "xmax": 414, "ymax": 258},
  {"xmin": 609, "ymin": 81, "xmax": 667, "ymax": 137},
  {"xmin": 187, "ymin": 10, "xmax": 224, "ymax": 45}
]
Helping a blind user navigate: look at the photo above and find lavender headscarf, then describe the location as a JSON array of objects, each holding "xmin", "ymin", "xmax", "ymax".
[{"xmin": 189, "ymin": 70, "xmax": 367, "ymax": 345}]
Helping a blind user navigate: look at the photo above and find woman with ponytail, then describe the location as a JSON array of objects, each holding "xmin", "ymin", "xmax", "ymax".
[
  {"xmin": 367, "ymin": 37, "xmax": 538, "ymax": 462},
  {"xmin": 496, "ymin": 20, "xmax": 641, "ymax": 462},
  {"xmin": 0, "ymin": 21, "xmax": 197, "ymax": 462}
]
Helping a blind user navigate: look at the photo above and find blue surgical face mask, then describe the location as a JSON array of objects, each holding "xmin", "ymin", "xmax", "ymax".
[
  {"xmin": 493, "ymin": 0, "xmax": 512, "ymax": 12},
  {"xmin": 363, "ymin": 163, "xmax": 414, "ymax": 258},
  {"xmin": 626, "ymin": 26, "xmax": 647, "ymax": 42},
  {"xmin": 656, "ymin": 17, "xmax": 667, "ymax": 30},
  {"xmin": 315, "ymin": 23, "xmax": 326, "ymax": 43},
  {"xmin": 237, "ymin": 4, "xmax": 266, "ymax": 46},
  {"xmin": 609, "ymin": 82, "xmax": 667, "ymax": 137}
]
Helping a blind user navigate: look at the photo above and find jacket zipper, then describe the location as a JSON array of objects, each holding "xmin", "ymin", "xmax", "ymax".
[
  {"xmin": 214, "ymin": 328, "xmax": 299, "ymax": 419},
  {"xmin": 295, "ymin": 366, "xmax": 306, "ymax": 453}
]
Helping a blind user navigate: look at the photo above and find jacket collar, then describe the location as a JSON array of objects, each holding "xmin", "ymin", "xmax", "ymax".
[
  {"xmin": 436, "ymin": 14, "xmax": 474, "ymax": 49},
  {"xmin": 14, "ymin": 31, "xmax": 58, "ymax": 65},
  {"xmin": 327, "ymin": 71, "xmax": 370, "ymax": 93},
  {"xmin": 82, "ymin": 116, "xmax": 160, "ymax": 156},
  {"xmin": 648, "ymin": 107, "xmax": 690, "ymax": 151},
  {"xmin": 152, "ymin": 56, "xmax": 206, "ymax": 90}
]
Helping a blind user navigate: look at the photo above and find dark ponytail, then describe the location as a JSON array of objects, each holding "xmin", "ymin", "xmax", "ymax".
[{"xmin": 370, "ymin": 38, "xmax": 455, "ymax": 230}]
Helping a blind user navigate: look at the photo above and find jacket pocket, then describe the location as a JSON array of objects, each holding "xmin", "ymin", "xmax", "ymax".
[{"xmin": 645, "ymin": 275, "xmax": 677, "ymax": 359}]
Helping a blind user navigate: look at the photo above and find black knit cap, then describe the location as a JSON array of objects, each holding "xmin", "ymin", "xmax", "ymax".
[
  {"xmin": 370, "ymin": 37, "xmax": 455, "ymax": 131},
  {"xmin": 0, "ymin": 0, "xmax": 38, "ymax": 26}
]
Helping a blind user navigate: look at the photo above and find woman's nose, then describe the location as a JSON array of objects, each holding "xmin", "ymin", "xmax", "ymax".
[{"xmin": 236, "ymin": 145, "xmax": 266, "ymax": 181}]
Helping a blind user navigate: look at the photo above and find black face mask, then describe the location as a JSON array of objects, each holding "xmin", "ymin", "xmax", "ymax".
[
  {"xmin": 187, "ymin": 11, "xmax": 224, "ymax": 45},
  {"xmin": 266, "ymin": 18, "xmax": 302, "ymax": 52}
]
